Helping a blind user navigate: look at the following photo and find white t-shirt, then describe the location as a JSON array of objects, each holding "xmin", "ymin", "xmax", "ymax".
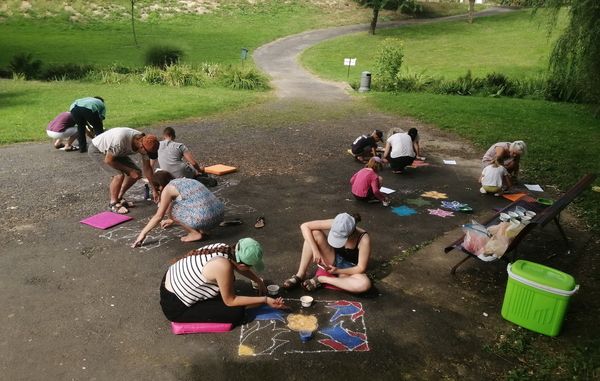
[
  {"xmin": 92, "ymin": 127, "xmax": 140, "ymax": 157},
  {"xmin": 481, "ymin": 164, "xmax": 508, "ymax": 187},
  {"xmin": 387, "ymin": 133, "xmax": 415, "ymax": 158}
]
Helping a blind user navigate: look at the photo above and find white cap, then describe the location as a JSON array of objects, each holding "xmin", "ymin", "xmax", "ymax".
[{"xmin": 327, "ymin": 213, "xmax": 356, "ymax": 248}]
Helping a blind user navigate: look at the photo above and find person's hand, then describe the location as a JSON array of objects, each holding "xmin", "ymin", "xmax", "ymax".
[
  {"xmin": 267, "ymin": 297, "xmax": 288, "ymax": 310},
  {"xmin": 325, "ymin": 264, "xmax": 338, "ymax": 275},
  {"xmin": 131, "ymin": 235, "xmax": 145, "ymax": 248},
  {"xmin": 312, "ymin": 253, "xmax": 323, "ymax": 264},
  {"xmin": 152, "ymin": 188, "xmax": 160, "ymax": 204},
  {"xmin": 382, "ymin": 158, "xmax": 389, "ymax": 164},
  {"xmin": 160, "ymin": 219, "xmax": 174, "ymax": 229}
]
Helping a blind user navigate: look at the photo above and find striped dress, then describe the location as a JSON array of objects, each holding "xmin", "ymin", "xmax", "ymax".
[
  {"xmin": 170, "ymin": 178, "xmax": 224, "ymax": 231},
  {"xmin": 167, "ymin": 244, "xmax": 230, "ymax": 307}
]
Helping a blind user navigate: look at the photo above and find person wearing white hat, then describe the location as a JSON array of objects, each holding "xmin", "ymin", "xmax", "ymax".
[{"xmin": 282, "ymin": 213, "xmax": 372, "ymax": 293}]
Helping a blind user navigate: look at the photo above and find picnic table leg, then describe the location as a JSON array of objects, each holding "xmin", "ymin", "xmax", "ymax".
[
  {"xmin": 554, "ymin": 215, "xmax": 572, "ymax": 254},
  {"xmin": 451, "ymin": 254, "xmax": 473, "ymax": 275}
]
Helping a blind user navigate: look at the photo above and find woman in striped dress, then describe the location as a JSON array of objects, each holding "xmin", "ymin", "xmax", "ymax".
[
  {"xmin": 132, "ymin": 171, "xmax": 224, "ymax": 247},
  {"xmin": 160, "ymin": 239, "xmax": 286, "ymax": 324}
]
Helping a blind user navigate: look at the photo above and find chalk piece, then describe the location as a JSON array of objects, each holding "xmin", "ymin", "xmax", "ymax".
[
  {"xmin": 171, "ymin": 322, "xmax": 233, "ymax": 335},
  {"xmin": 80, "ymin": 211, "xmax": 133, "ymax": 230},
  {"xmin": 443, "ymin": 160, "xmax": 457, "ymax": 165},
  {"xmin": 502, "ymin": 193, "xmax": 527, "ymax": 202},
  {"xmin": 524, "ymin": 184, "xmax": 544, "ymax": 192},
  {"xmin": 204, "ymin": 164, "xmax": 237, "ymax": 176},
  {"xmin": 380, "ymin": 186, "xmax": 396, "ymax": 195}
]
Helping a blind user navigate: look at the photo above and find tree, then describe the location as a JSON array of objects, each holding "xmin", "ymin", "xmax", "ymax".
[
  {"xmin": 130, "ymin": 0, "xmax": 138, "ymax": 46},
  {"xmin": 468, "ymin": 0, "xmax": 475, "ymax": 24},
  {"xmin": 536, "ymin": 0, "xmax": 600, "ymax": 105}
]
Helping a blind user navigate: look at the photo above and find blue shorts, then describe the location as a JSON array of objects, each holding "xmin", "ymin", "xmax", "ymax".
[{"xmin": 335, "ymin": 254, "xmax": 356, "ymax": 269}]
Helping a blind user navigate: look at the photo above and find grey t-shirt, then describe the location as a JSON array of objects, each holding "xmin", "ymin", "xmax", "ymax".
[
  {"xmin": 91, "ymin": 127, "xmax": 140, "ymax": 157},
  {"xmin": 157, "ymin": 140, "xmax": 195, "ymax": 178}
]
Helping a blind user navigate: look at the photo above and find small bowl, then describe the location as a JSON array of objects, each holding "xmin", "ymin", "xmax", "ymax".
[
  {"xmin": 525, "ymin": 211, "xmax": 536, "ymax": 218},
  {"xmin": 508, "ymin": 211, "xmax": 519, "ymax": 219},
  {"xmin": 521, "ymin": 216, "xmax": 532, "ymax": 225},
  {"xmin": 267, "ymin": 284, "xmax": 280, "ymax": 296},
  {"xmin": 300, "ymin": 295, "xmax": 314, "ymax": 308},
  {"xmin": 537, "ymin": 198, "xmax": 554, "ymax": 206},
  {"xmin": 499, "ymin": 213, "xmax": 510, "ymax": 222}
]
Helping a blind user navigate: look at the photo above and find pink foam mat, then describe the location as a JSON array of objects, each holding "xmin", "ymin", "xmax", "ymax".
[
  {"xmin": 80, "ymin": 211, "xmax": 133, "ymax": 230},
  {"xmin": 315, "ymin": 268, "xmax": 343, "ymax": 291},
  {"xmin": 170, "ymin": 321, "xmax": 233, "ymax": 335}
]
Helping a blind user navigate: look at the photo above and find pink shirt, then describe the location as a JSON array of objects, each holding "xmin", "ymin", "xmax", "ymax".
[
  {"xmin": 47, "ymin": 112, "xmax": 76, "ymax": 133},
  {"xmin": 350, "ymin": 168, "xmax": 385, "ymax": 201}
]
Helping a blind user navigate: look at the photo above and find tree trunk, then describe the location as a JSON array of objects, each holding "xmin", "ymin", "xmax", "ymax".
[
  {"xmin": 131, "ymin": 0, "xmax": 138, "ymax": 46},
  {"xmin": 370, "ymin": 6, "xmax": 380, "ymax": 35},
  {"xmin": 468, "ymin": 0, "xmax": 475, "ymax": 24}
]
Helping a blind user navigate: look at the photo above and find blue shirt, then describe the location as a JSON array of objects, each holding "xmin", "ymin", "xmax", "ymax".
[{"xmin": 70, "ymin": 97, "xmax": 106, "ymax": 120}]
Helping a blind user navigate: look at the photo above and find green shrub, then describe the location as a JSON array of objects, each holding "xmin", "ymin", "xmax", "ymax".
[
  {"xmin": 9, "ymin": 53, "xmax": 42, "ymax": 79},
  {"xmin": 145, "ymin": 45, "xmax": 184, "ymax": 68},
  {"xmin": 42, "ymin": 63, "xmax": 95, "ymax": 81},
  {"xmin": 395, "ymin": 69, "xmax": 436, "ymax": 92},
  {"xmin": 162, "ymin": 64, "xmax": 204, "ymax": 87},
  {"xmin": 140, "ymin": 66, "xmax": 165, "ymax": 85},
  {"xmin": 200, "ymin": 63, "xmax": 221, "ymax": 78},
  {"xmin": 374, "ymin": 39, "xmax": 404, "ymax": 91},
  {"xmin": 399, "ymin": 0, "xmax": 423, "ymax": 16},
  {"xmin": 220, "ymin": 67, "xmax": 269, "ymax": 90}
]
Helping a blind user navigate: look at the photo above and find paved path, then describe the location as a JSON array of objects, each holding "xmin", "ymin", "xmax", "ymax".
[{"xmin": 253, "ymin": 7, "xmax": 514, "ymax": 101}]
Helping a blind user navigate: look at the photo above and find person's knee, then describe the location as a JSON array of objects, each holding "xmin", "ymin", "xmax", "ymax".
[
  {"xmin": 128, "ymin": 170, "xmax": 142, "ymax": 180},
  {"xmin": 354, "ymin": 275, "xmax": 371, "ymax": 293}
]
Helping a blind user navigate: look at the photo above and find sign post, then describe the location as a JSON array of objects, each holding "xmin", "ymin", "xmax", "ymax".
[
  {"xmin": 344, "ymin": 57, "xmax": 357, "ymax": 80},
  {"xmin": 241, "ymin": 48, "xmax": 249, "ymax": 66}
]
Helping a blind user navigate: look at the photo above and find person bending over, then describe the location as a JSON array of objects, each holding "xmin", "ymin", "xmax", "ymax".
[
  {"xmin": 132, "ymin": 171, "xmax": 224, "ymax": 246},
  {"xmin": 160, "ymin": 239, "xmax": 286, "ymax": 325},
  {"xmin": 350, "ymin": 129, "xmax": 383, "ymax": 163},
  {"xmin": 88, "ymin": 127, "xmax": 159, "ymax": 214},
  {"xmin": 69, "ymin": 96, "xmax": 106, "ymax": 153},
  {"xmin": 481, "ymin": 140, "xmax": 527, "ymax": 180},
  {"xmin": 282, "ymin": 213, "xmax": 371, "ymax": 294},
  {"xmin": 383, "ymin": 127, "xmax": 421, "ymax": 174},
  {"xmin": 350, "ymin": 157, "xmax": 389, "ymax": 206},
  {"xmin": 46, "ymin": 112, "xmax": 78, "ymax": 151},
  {"xmin": 480, "ymin": 157, "xmax": 512, "ymax": 196}
]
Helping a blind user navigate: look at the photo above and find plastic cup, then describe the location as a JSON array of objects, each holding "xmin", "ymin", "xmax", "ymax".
[
  {"xmin": 499, "ymin": 213, "xmax": 510, "ymax": 222},
  {"xmin": 525, "ymin": 211, "xmax": 536, "ymax": 218},
  {"xmin": 267, "ymin": 284, "xmax": 280, "ymax": 296},
  {"xmin": 300, "ymin": 295, "xmax": 313, "ymax": 308},
  {"xmin": 299, "ymin": 330, "xmax": 313, "ymax": 343}
]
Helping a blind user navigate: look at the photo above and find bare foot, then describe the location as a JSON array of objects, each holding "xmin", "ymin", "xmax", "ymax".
[{"xmin": 181, "ymin": 232, "xmax": 204, "ymax": 242}]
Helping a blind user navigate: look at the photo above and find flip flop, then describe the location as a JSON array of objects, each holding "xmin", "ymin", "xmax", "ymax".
[
  {"xmin": 219, "ymin": 219, "xmax": 243, "ymax": 227},
  {"xmin": 63, "ymin": 146, "xmax": 79, "ymax": 152},
  {"xmin": 254, "ymin": 216, "xmax": 265, "ymax": 229}
]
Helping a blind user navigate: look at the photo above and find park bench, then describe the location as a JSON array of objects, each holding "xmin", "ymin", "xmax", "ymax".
[{"xmin": 444, "ymin": 174, "xmax": 597, "ymax": 274}]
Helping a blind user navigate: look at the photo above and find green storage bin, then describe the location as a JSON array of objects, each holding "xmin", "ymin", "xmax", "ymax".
[{"xmin": 501, "ymin": 260, "xmax": 579, "ymax": 336}]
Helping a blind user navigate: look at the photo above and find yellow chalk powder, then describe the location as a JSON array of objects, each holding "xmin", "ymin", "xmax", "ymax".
[
  {"xmin": 238, "ymin": 344, "xmax": 255, "ymax": 356},
  {"xmin": 286, "ymin": 314, "xmax": 318, "ymax": 332}
]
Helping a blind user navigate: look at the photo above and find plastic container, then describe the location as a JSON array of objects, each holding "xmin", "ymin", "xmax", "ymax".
[{"xmin": 501, "ymin": 260, "xmax": 579, "ymax": 336}]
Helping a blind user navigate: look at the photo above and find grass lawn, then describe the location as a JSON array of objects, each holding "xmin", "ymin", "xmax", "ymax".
[
  {"xmin": 367, "ymin": 92, "xmax": 600, "ymax": 230},
  {"xmin": 0, "ymin": 1, "xmax": 384, "ymax": 69},
  {"xmin": 0, "ymin": 79, "xmax": 267, "ymax": 144},
  {"xmin": 302, "ymin": 10, "xmax": 560, "ymax": 82}
]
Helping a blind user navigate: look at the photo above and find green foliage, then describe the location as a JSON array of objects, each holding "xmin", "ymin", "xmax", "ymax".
[
  {"xmin": 374, "ymin": 39, "xmax": 404, "ymax": 90},
  {"xmin": 8, "ymin": 53, "xmax": 42, "ymax": 79},
  {"xmin": 42, "ymin": 63, "xmax": 95, "ymax": 81},
  {"xmin": 162, "ymin": 64, "xmax": 205, "ymax": 87},
  {"xmin": 220, "ymin": 67, "xmax": 270, "ymax": 91},
  {"xmin": 140, "ymin": 65, "xmax": 164, "ymax": 85},
  {"xmin": 144, "ymin": 44, "xmax": 184, "ymax": 68},
  {"xmin": 538, "ymin": 0, "xmax": 600, "ymax": 107},
  {"xmin": 398, "ymin": 0, "xmax": 422, "ymax": 16}
]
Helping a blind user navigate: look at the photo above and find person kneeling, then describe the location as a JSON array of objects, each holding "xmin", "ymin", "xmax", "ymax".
[
  {"xmin": 282, "ymin": 213, "xmax": 371, "ymax": 294},
  {"xmin": 160, "ymin": 239, "xmax": 287, "ymax": 325},
  {"xmin": 350, "ymin": 157, "xmax": 389, "ymax": 206}
]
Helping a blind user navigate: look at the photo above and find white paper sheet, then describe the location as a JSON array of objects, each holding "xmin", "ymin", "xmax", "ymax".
[
  {"xmin": 443, "ymin": 160, "xmax": 457, "ymax": 165},
  {"xmin": 525, "ymin": 184, "xmax": 544, "ymax": 192},
  {"xmin": 380, "ymin": 186, "xmax": 396, "ymax": 194}
]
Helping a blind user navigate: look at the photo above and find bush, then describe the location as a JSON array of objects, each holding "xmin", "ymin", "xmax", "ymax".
[
  {"xmin": 395, "ymin": 69, "xmax": 436, "ymax": 92},
  {"xmin": 141, "ymin": 66, "xmax": 164, "ymax": 85},
  {"xmin": 200, "ymin": 63, "xmax": 221, "ymax": 78},
  {"xmin": 162, "ymin": 64, "xmax": 204, "ymax": 87},
  {"xmin": 483, "ymin": 72, "xmax": 516, "ymax": 97},
  {"xmin": 145, "ymin": 45, "xmax": 184, "ymax": 68},
  {"xmin": 9, "ymin": 53, "xmax": 42, "ymax": 79},
  {"xmin": 42, "ymin": 63, "xmax": 95, "ymax": 81},
  {"xmin": 374, "ymin": 39, "xmax": 404, "ymax": 91},
  {"xmin": 399, "ymin": 0, "xmax": 423, "ymax": 16},
  {"xmin": 220, "ymin": 67, "xmax": 269, "ymax": 90}
]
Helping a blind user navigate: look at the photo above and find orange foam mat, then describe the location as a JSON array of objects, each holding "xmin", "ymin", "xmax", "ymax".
[{"xmin": 204, "ymin": 164, "xmax": 237, "ymax": 176}]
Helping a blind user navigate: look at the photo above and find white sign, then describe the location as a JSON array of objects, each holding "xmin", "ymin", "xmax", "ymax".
[{"xmin": 344, "ymin": 58, "xmax": 357, "ymax": 66}]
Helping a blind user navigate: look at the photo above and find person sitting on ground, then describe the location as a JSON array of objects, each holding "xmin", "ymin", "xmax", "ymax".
[
  {"xmin": 88, "ymin": 127, "xmax": 159, "ymax": 214},
  {"xmin": 69, "ymin": 96, "xmax": 106, "ymax": 153},
  {"xmin": 481, "ymin": 140, "xmax": 527, "ymax": 180},
  {"xmin": 160, "ymin": 239, "xmax": 287, "ymax": 325},
  {"xmin": 480, "ymin": 157, "xmax": 512, "ymax": 196},
  {"xmin": 46, "ymin": 112, "xmax": 79, "ymax": 151},
  {"xmin": 282, "ymin": 212, "xmax": 371, "ymax": 294},
  {"xmin": 350, "ymin": 157, "xmax": 389, "ymax": 206},
  {"xmin": 350, "ymin": 129, "xmax": 383, "ymax": 163},
  {"xmin": 132, "ymin": 171, "xmax": 224, "ymax": 246},
  {"xmin": 156, "ymin": 127, "xmax": 207, "ymax": 180},
  {"xmin": 383, "ymin": 127, "xmax": 422, "ymax": 174}
]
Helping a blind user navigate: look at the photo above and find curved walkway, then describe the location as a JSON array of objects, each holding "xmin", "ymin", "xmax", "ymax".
[{"xmin": 253, "ymin": 7, "xmax": 514, "ymax": 101}]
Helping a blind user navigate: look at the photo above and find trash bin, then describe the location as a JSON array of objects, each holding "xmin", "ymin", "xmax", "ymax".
[
  {"xmin": 358, "ymin": 71, "xmax": 371, "ymax": 93},
  {"xmin": 501, "ymin": 260, "xmax": 579, "ymax": 336}
]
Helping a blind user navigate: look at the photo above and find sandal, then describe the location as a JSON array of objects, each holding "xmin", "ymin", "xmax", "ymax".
[
  {"xmin": 109, "ymin": 202, "xmax": 129, "ymax": 214},
  {"xmin": 254, "ymin": 216, "xmax": 265, "ymax": 229},
  {"xmin": 282, "ymin": 275, "xmax": 302, "ymax": 290},
  {"xmin": 63, "ymin": 146, "xmax": 79, "ymax": 152},
  {"xmin": 118, "ymin": 199, "xmax": 135, "ymax": 208},
  {"xmin": 302, "ymin": 276, "xmax": 322, "ymax": 292}
]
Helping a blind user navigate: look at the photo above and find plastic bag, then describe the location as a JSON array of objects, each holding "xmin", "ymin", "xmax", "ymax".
[
  {"xmin": 484, "ymin": 222, "xmax": 510, "ymax": 258},
  {"xmin": 461, "ymin": 221, "xmax": 490, "ymax": 256}
]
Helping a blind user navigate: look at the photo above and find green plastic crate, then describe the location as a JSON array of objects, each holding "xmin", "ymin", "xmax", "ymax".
[{"xmin": 501, "ymin": 260, "xmax": 579, "ymax": 336}]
